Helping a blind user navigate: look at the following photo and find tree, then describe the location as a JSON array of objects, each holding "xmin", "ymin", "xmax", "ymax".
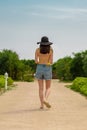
[
  {"xmin": 82, "ymin": 50, "xmax": 87, "ymax": 77},
  {"xmin": 21, "ymin": 59, "xmax": 36, "ymax": 73},
  {"xmin": 70, "ymin": 52, "xmax": 85, "ymax": 79},
  {"xmin": 55, "ymin": 56, "xmax": 72, "ymax": 81},
  {"xmin": 0, "ymin": 49, "xmax": 36, "ymax": 81},
  {"xmin": 0, "ymin": 49, "xmax": 19, "ymax": 79},
  {"xmin": 52, "ymin": 62, "xmax": 58, "ymax": 79}
]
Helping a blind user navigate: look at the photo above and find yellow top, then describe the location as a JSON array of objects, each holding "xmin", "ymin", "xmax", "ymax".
[{"xmin": 35, "ymin": 48, "xmax": 53, "ymax": 65}]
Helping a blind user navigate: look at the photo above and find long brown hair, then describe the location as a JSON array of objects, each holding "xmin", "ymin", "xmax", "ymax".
[{"xmin": 40, "ymin": 45, "xmax": 50, "ymax": 54}]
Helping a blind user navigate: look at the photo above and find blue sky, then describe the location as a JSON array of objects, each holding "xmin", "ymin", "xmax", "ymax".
[{"xmin": 0, "ymin": 0, "xmax": 87, "ymax": 62}]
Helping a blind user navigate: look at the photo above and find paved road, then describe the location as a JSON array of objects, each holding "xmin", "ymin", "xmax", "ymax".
[{"xmin": 0, "ymin": 80, "xmax": 87, "ymax": 130}]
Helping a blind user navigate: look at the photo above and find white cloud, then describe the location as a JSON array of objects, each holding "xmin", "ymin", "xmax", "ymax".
[
  {"xmin": 7, "ymin": 4, "xmax": 87, "ymax": 21},
  {"xmin": 28, "ymin": 5, "xmax": 87, "ymax": 21}
]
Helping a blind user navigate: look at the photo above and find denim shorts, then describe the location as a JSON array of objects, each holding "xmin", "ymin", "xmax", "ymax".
[{"xmin": 35, "ymin": 64, "xmax": 52, "ymax": 80}]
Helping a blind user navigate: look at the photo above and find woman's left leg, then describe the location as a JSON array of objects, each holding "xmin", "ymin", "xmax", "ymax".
[{"xmin": 38, "ymin": 79, "xmax": 44, "ymax": 108}]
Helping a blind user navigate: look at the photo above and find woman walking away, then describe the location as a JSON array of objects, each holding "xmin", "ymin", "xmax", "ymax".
[{"xmin": 35, "ymin": 36, "xmax": 53, "ymax": 109}]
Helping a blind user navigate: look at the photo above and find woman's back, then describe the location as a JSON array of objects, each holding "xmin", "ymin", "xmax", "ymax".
[{"xmin": 35, "ymin": 47, "xmax": 53, "ymax": 65}]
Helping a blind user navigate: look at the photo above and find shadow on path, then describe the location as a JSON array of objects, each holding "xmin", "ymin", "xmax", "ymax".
[{"xmin": 1, "ymin": 108, "xmax": 49, "ymax": 115}]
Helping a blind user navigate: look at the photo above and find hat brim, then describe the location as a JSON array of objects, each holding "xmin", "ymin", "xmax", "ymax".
[{"xmin": 37, "ymin": 42, "xmax": 53, "ymax": 45}]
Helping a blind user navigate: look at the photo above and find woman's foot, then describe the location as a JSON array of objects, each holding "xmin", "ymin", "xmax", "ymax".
[
  {"xmin": 40, "ymin": 106, "xmax": 44, "ymax": 109},
  {"xmin": 43, "ymin": 101, "xmax": 51, "ymax": 108}
]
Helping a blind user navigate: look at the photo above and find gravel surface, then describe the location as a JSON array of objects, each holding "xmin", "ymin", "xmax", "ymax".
[{"xmin": 0, "ymin": 80, "xmax": 87, "ymax": 130}]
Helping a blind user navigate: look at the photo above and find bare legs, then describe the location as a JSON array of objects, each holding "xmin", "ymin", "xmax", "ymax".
[
  {"xmin": 38, "ymin": 80, "xmax": 44, "ymax": 108},
  {"xmin": 45, "ymin": 80, "xmax": 51, "ymax": 101},
  {"xmin": 38, "ymin": 79, "xmax": 51, "ymax": 108}
]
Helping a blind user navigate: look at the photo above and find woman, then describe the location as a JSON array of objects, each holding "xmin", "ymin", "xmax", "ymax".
[{"xmin": 35, "ymin": 36, "xmax": 53, "ymax": 109}]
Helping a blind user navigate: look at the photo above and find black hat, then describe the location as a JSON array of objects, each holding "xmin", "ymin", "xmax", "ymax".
[{"xmin": 37, "ymin": 36, "xmax": 53, "ymax": 45}]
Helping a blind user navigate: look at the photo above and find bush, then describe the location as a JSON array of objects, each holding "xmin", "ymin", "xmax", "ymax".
[
  {"xmin": 70, "ymin": 77, "xmax": 87, "ymax": 96},
  {"xmin": 8, "ymin": 77, "xmax": 14, "ymax": 86},
  {"xmin": 0, "ymin": 75, "xmax": 14, "ymax": 89},
  {"xmin": 80, "ymin": 85, "xmax": 87, "ymax": 96},
  {"xmin": 0, "ymin": 75, "xmax": 5, "ymax": 88},
  {"xmin": 23, "ymin": 74, "xmax": 34, "ymax": 82}
]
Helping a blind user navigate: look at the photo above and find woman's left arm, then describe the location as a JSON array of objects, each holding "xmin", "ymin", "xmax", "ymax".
[
  {"xmin": 35, "ymin": 49, "xmax": 39, "ymax": 64},
  {"xmin": 49, "ymin": 49, "xmax": 53, "ymax": 64}
]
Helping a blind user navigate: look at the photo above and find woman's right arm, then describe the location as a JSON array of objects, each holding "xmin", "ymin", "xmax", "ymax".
[{"xmin": 49, "ymin": 48, "xmax": 53, "ymax": 64}]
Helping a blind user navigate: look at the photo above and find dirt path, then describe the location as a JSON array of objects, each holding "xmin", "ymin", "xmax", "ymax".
[{"xmin": 0, "ymin": 80, "xmax": 87, "ymax": 130}]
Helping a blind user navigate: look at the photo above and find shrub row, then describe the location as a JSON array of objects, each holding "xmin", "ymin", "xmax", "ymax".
[
  {"xmin": 70, "ymin": 77, "xmax": 87, "ymax": 96},
  {"xmin": 0, "ymin": 75, "xmax": 14, "ymax": 89}
]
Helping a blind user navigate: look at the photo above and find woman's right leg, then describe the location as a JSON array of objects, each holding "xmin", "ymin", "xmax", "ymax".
[
  {"xmin": 45, "ymin": 80, "xmax": 51, "ymax": 101},
  {"xmin": 43, "ymin": 80, "xmax": 51, "ymax": 108},
  {"xmin": 38, "ymin": 79, "xmax": 44, "ymax": 108}
]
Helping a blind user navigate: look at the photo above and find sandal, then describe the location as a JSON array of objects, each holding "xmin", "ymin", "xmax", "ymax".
[
  {"xmin": 40, "ymin": 106, "xmax": 44, "ymax": 109},
  {"xmin": 43, "ymin": 101, "xmax": 51, "ymax": 108}
]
